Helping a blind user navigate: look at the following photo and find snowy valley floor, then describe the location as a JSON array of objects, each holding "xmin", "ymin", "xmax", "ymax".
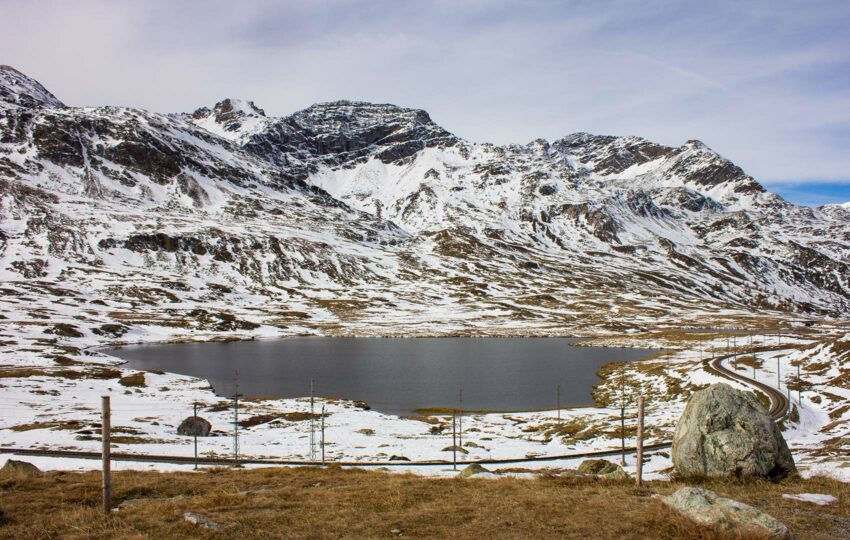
[{"xmin": 0, "ymin": 311, "xmax": 848, "ymax": 482}]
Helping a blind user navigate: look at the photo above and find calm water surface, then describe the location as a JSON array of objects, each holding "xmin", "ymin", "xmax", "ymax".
[{"xmin": 110, "ymin": 338, "xmax": 656, "ymax": 416}]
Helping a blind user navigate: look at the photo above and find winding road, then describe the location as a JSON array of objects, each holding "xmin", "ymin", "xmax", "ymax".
[{"xmin": 0, "ymin": 348, "xmax": 794, "ymax": 468}]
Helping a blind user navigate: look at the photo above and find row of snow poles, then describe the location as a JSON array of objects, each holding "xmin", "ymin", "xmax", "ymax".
[
  {"xmin": 696, "ymin": 328, "xmax": 786, "ymax": 362},
  {"xmin": 692, "ymin": 328, "xmax": 803, "ymax": 406}
]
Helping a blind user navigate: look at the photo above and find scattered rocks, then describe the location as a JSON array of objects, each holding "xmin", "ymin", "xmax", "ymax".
[
  {"xmin": 672, "ymin": 383, "xmax": 796, "ymax": 480},
  {"xmin": 44, "ymin": 323, "xmax": 84, "ymax": 338},
  {"xmin": 660, "ymin": 487, "xmax": 790, "ymax": 539},
  {"xmin": 457, "ymin": 463, "xmax": 491, "ymax": 478},
  {"xmin": 577, "ymin": 459, "xmax": 628, "ymax": 479},
  {"xmin": 1, "ymin": 460, "xmax": 41, "ymax": 475},
  {"xmin": 118, "ymin": 372, "xmax": 146, "ymax": 387},
  {"xmin": 441, "ymin": 445, "xmax": 469, "ymax": 455},
  {"xmin": 177, "ymin": 416, "xmax": 212, "ymax": 437},
  {"xmin": 184, "ymin": 512, "xmax": 225, "ymax": 531}
]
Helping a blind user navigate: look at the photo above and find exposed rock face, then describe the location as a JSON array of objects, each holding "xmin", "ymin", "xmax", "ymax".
[
  {"xmin": 577, "ymin": 459, "xmax": 628, "ymax": 479},
  {"xmin": 0, "ymin": 460, "xmax": 41, "ymax": 475},
  {"xmin": 177, "ymin": 416, "xmax": 212, "ymax": 437},
  {"xmin": 672, "ymin": 383, "xmax": 796, "ymax": 480},
  {"xmin": 660, "ymin": 487, "xmax": 790, "ymax": 539}
]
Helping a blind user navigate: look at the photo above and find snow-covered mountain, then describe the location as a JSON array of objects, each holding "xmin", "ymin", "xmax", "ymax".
[{"xmin": 1, "ymin": 65, "xmax": 848, "ymax": 344}]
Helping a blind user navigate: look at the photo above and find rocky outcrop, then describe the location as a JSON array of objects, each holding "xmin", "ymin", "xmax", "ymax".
[
  {"xmin": 576, "ymin": 459, "xmax": 628, "ymax": 479},
  {"xmin": 0, "ymin": 460, "xmax": 41, "ymax": 475},
  {"xmin": 457, "ymin": 463, "xmax": 491, "ymax": 478},
  {"xmin": 672, "ymin": 383, "xmax": 796, "ymax": 480},
  {"xmin": 660, "ymin": 487, "xmax": 789, "ymax": 539},
  {"xmin": 177, "ymin": 416, "xmax": 212, "ymax": 437}
]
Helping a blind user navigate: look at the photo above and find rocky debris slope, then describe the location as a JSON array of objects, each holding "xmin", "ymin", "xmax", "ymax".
[
  {"xmin": 672, "ymin": 383, "xmax": 796, "ymax": 480},
  {"xmin": 0, "ymin": 64, "xmax": 849, "ymax": 356}
]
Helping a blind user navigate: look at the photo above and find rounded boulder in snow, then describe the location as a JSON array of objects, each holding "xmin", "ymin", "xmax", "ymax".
[
  {"xmin": 177, "ymin": 416, "xmax": 212, "ymax": 437},
  {"xmin": 672, "ymin": 383, "xmax": 796, "ymax": 480}
]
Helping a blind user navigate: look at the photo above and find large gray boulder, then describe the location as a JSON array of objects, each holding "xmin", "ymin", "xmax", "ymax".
[
  {"xmin": 660, "ymin": 487, "xmax": 790, "ymax": 539},
  {"xmin": 177, "ymin": 416, "xmax": 212, "ymax": 436},
  {"xmin": 672, "ymin": 383, "xmax": 795, "ymax": 480}
]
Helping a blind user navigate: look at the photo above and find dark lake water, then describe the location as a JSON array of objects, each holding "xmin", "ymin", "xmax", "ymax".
[{"xmin": 110, "ymin": 338, "xmax": 656, "ymax": 416}]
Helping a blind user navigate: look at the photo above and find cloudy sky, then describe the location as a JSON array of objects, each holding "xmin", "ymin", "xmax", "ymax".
[{"xmin": 2, "ymin": 0, "xmax": 849, "ymax": 205}]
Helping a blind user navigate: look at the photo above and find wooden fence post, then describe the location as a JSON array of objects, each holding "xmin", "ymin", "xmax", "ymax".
[
  {"xmin": 635, "ymin": 396, "xmax": 644, "ymax": 488},
  {"xmin": 193, "ymin": 402, "xmax": 198, "ymax": 471},
  {"xmin": 102, "ymin": 395, "xmax": 111, "ymax": 513},
  {"xmin": 452, "ymin": 412, "xmax": 457, "ymax": 471}
]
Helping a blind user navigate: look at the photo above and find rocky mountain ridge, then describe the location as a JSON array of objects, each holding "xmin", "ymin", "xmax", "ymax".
[{"xmin": 1, "ymin": 65, "xmax": 848, "ymax": 349}]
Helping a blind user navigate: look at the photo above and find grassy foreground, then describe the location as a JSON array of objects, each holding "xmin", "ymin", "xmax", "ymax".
[{"xmin": 0, "ymin": 466, "xmax": 848, "ymax": 539}]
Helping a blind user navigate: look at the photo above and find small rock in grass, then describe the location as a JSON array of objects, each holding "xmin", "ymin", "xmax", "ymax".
[
  {"xmin": 457, "ymin": 463, "xmax": 492, "ymax": 478},
  {"xmin": 1, "ymin": 460, "xmax": 41, "ymax": 475},
  {"xmin": 661, "ymin": 487, "xmax": 789, "ymax": 539},
  {"xmin": 388, "ymin": 455, "xmax": 410, "ymax": 461},
  {"xmin": 184, "ymin": 512, "xmax": 225, "ymax": 531},
  {"xmin": 577, "ymin": 459, "xmax": 628, "ymax": 479},
  {"xmin": 441, "ymin": 445, "xmax": 468, "ymax": 454}
]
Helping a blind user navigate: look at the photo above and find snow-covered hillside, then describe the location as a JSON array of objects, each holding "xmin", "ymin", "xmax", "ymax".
[
  {"xmin": 2, "ymin": 65, "xmax": 850, "ymax": 478},
  {"xmin": 1, "ymin": 63, "xmax": 849, "ymax": 352}
]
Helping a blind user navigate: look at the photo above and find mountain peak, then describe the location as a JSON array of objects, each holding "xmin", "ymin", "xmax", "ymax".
[
  {"xmin": 289, "ymin": 100, "xmax": 441, "ymax": 133},
  {"xmin": 0, "ymin": 65, "xmax": 65, "ymax": 109},
  {"xmin": 190, "ymin": 98, "xmax": 269, "ymax": 142},
  {"xmin": 683, "ymin": 139, "xmax": 712, "ymax": 152}
]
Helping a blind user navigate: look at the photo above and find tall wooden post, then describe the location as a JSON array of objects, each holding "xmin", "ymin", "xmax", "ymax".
[
  {"xmin": 797, "ymin": 364, "xmax": 802, "ymax": 404},
  {"xmin": 635, "ymin": 396, "xmax": 645, "ymax": 488},
  {"xmin": 310, "ymin": 378, "xmax": 315, "ymax": 462},
  {"xmin": 193, "ymin": 402, "xmax": 198, "ymax": 471},
  {"xmin": 101, "ymin": 395, "xmax": 111, "ymax": 513},
  {"xmin": 777, "ymin": 357, "xmax": 781, "ymax": 388},
  {"xmin": 232, "ymin": 394, "xmax": 240, "ymax": 467},
  {"xmin": 451, "ymin": 412, "xmax": 457, "ymax": 471},
  {"xmin": 620, "ymin": 367, "xmax": 626, "ymax": 466},
  {"xmin": 620, "ymin": 405, "xmax": 625, "ymax": 466},
  {"xmin": 321, "ymin": 405, "xmax": 326, "ymax": 464},
  {"xmin": 458, "ymin": 388, "xmax": 463, "ymax": 449},
  {"xmin": 556, "ymin": 384, "xmax": 561, "ymax": 424}
]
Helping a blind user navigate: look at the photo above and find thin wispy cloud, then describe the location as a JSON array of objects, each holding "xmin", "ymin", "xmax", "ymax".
[{"xmin": 1, "ymin": 0, "xmax": 848, "ymax": 202}]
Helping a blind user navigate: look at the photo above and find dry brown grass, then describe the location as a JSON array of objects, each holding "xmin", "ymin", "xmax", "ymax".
[{"xmin": 0, "ymin": 466, "xmax": 847, "ymax": 539}]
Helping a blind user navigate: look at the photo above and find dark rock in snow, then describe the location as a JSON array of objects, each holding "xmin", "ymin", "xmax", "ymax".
[{"xmin": 178, "ymin": 416, "xmax": 212, "ymax": 437}]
